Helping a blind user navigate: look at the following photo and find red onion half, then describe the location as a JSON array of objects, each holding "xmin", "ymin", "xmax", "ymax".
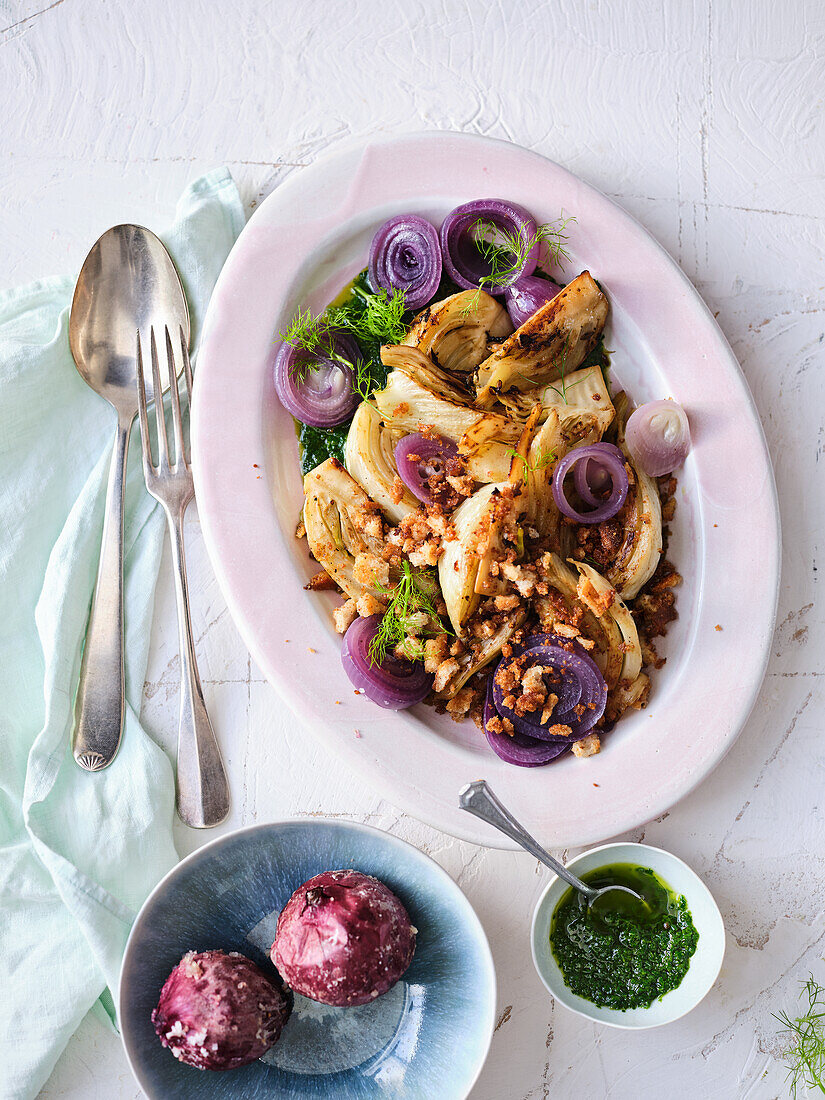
[
  {"xmin": 504, "ymin": 274, "xmax": 561, "ymax": 327},
  {"xmin": 341, "ymin": 615, "xmax": 433, "ymax": 710},
  {"xmin": 273, "ymin": 330, "xmax": 360, "ymax": 428},
  {"xmin": 440, "ymin": 199, "xmax": 539, "ymax": 294},
  {"xmin": 625, "ymin": 399, "xmax": 691, "ymax": 476},
  {"xmin": 369, "ymin": 214, "xmax": 442, "ymax": 310},
  {"xmin": 483, "ymin": 680, "xmax": 571, "ymax": 767},
  {"xmin": 552, "ymin": 442, "xmax": 629, "ymax": 524},
  {"xmin": 491, "ymin": 634, "xmax": 607, "ymax": 741},
  {"xmin": 394, "ymin": 432, "xmax": 458, "ymax": 503}
]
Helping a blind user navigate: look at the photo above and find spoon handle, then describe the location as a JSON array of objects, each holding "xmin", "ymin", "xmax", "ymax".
[
  {"xmin": 72, "ymin": 417, "xmax": 130, "ymax": 770},
  {"xmin": 458, "ymin": 780, "xmax": 594, "ymax": 897},
  {"xmin": 167, "ymin": 506, "xmax": 230, "ymax": 828}
]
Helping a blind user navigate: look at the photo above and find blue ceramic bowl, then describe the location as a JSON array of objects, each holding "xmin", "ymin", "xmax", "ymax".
[{"xmin": 120, "ymin": 819, "xmax": 496, "ymax": 1099}]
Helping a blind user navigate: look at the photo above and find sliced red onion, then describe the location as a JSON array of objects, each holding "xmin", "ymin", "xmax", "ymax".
[
  {"xmin": 504, "ymin": 274, "xmax": 561, "ymax": 327},
  {"xmin": 625, "ymin": 399, "xmax": 691, "ymax": 477},
  {"xmin": 341, "ymin": 614, "xmax": 432, "ymax": 710},
  {"xmin": 440, "ymin": 199, "xmax": 539, "ymax": 295},
  {"xmin": 483, "ymin": 681, "xmax": 570, "ymax": 767},
  {"xmin": 394, "ymin": 433, "xmax": 458, "ymax": 504},
  {"xmin": 368, "ymin": 214, "xmax": 442, "ymax": 310},
  {"xmin": 572, "ymin": 443, "xmax": 626, "ymax": 508},
  {"xmin": 491, "ymin": 634, "xmax": 606, "ymax": 740},
  {"xmin": 553, "ymin": 442, "xmax": 629, "ymax": 524},
  {"xmin": 274, "ymin": 330, "xmax": 360, "ymax": 428}
]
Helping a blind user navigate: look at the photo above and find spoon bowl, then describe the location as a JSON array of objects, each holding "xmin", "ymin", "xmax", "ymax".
[
  {"xmin": 69, "ymin": 224, "xmax": 189, "ymax": 770},
  {"xmin": 70, "ymin": 224, "xmax": 190, "ymax": 414}
]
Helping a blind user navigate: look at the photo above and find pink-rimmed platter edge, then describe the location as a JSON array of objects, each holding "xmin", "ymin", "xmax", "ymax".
[{"xmin": 191, "ymin": 131, "xmax": 780, "ymax": 849}]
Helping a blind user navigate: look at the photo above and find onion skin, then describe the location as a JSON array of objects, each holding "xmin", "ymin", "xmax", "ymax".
[
  {"xmin": 440, "ymin": 199, "xmax": 539, "ymax": 295},
  {"xmin": 394, "ymin": 432, "xmax": 458, "ymax": 503},
  {"xmin": 625, "ymin": 400, "xmax": 691, "ymax": 476},
  {"xmin": 369, "ymin": 214, "xmax": 442, "ymax": 310},
  {"xmin": 151, "ymin": 950, "xmax": 291, "ymax": 1070},
  {"xmin": 271, "ymin": 870, "xmax": 416, "ymax": 1007},
  {"xmin": 341, "ymin": 615, "xmax": 433, "ymax": 709},
  {"xmin": 504, "ymin": 274, "xmax": 561, "ymax": 327},
  {"xmin": 273, "ymin": 330, "xmax": 360, "ymax": 428}
]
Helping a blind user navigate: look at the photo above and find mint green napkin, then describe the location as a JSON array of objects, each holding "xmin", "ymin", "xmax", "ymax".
[{"xmin": 0, "ymin": 169, "xmax": 245, "ymax": 1100}]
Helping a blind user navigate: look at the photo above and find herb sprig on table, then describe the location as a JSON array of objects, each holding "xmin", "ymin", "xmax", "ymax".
[{"xmin": 774, "ymin": 975, "xmax": 825, "ymax": 1096}]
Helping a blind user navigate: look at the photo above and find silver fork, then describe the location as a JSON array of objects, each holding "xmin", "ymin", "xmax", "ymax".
[{"xmin": 136, "ymin": 325, "xmax": 230, "ymax": 828}]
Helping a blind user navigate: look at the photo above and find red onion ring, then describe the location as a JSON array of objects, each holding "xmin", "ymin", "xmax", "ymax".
[
  {"xmin": 491, "ymin": 634, "xmax": 606, "ymax": 741},
  {"xmin": 341, "ymin": 615, "xmax": 432, "ymax": 710},
  {"xmin": 572, "ymin": 443, "xmax": 626, "ymax": 509},
  {"xmin": 440, "ymin": 199, "xmax": 539, "ymax": 295},
  {"xmin": 552, "ymin": 443, "xmax": 629, "ymax": 524},
  {"xmin": 625, "ymin": 399, "xmax": 691, "ymax": 477},
  {"xmin": 483, "ymin": 680, "xmax": 571, "ymax": 767},
  {"xmin": 368, "ymin": 214, "xmax": 442, "ymax": 311},
  {"xmin": 503, "ymin": 274, "xmax": 561, "ymax": 327},
  {"xmin": 273, "ymin": 330, "xmax": 360, "ymax": 428},
  {"xmin": 394, "ymin": 433, "xmax": 458, "ymax": 504}
]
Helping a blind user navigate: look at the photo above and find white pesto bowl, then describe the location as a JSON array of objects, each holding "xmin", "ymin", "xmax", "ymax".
[{"xmin": 531, "ymin": 842, "xmax": 725, "ymax": 1029}]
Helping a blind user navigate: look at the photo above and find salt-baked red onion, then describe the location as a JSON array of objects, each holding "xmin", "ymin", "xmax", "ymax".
[
  {"xmin": 151, "ymin": 950, "xmax": 291, "ymax": 1070},
  {"xmin": 625, "ymin": 399, "xmax": 691, "ymax": 476},
  {"xmin": 491, "ymin": 634, "xmax": 607, "ymax": 741},
  {"xmin": 440, "ymin": 199, "xmax": 539, "ymax": 294},
  {"xmin": 273, "ymin": 330, "xmax": 360, "ymax": 428},
  {"xmin": 341, "ymin": 614, "xmax": 432, "ymax": 710},
  {"xmin": 271, "ymin": 870, "xmax": 416, "ymax": 1007},
  {"xmin": 394, "ymin": 432, "xmax": 458, "ymax": 503},
  {"xmin": 368, "ymin": 214, "xmax": 442, "ymax": 310},
  {"xmin": 503, "ymin": 274, "xmax": 561, "ymax": 326},
  {"xmin": 483, "ymin": 681, "xmax": 571, "ymax": 767},
  {"xmin": 552, "ymin": 442, "xmax": 629, "ymax": 524}
]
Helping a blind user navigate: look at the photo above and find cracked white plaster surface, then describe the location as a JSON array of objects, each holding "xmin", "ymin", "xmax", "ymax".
[{"xmin": 4, "ymin": 0, "xmax": 823, "ymax": 1097}]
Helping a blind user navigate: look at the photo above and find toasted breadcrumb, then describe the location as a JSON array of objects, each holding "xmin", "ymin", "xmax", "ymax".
[{"xmin": 572, "ymin": 733, "xmax": 601, "ymax": 757}]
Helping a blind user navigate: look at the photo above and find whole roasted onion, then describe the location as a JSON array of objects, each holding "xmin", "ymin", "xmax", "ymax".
[
  {"xmin": 151, "ymin": 949, "xmax": 291, "ymax": 1070},
  {"xmin": 368, "ymin": 214, "xmax": 442, "ymax": 309},
  {"xmin": 341, "ymin": 614, "xmax": 433, "ymax": 710},
  {"xmin": 273, "ymin": 329, "xmax": 360, "ymax": 428},
  {"xmin": 271, "ymin": 869, "xmax": 416, "ymax": 1006},
  {"xmin": 440, "ymin": 198, "xmax": 539, "ymax": 294},
  {"xmin": 503, "ymin": 273, "xmax": 561, "ymax": 326}
]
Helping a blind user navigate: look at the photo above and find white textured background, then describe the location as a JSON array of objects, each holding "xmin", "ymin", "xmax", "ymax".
[{"xmin": 2, "ymin": 0, "xmax": 824, "ymax": 1097}]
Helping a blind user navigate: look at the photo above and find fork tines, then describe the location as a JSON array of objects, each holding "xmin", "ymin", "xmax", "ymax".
[{"xmin": 136, "ymin": 325, "xmax": 194, "ymax": 481}]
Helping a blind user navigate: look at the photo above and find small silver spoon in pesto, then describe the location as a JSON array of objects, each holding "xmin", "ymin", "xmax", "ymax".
[{"xmin": 459, "ymin": 780, "xmax": 647, "ymax": 913}]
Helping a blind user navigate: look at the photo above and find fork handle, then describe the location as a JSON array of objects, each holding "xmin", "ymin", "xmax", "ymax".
[
  {"xmin": 72, "ymin": 415, "xmax": 131, "ymax": 771},
  {"xmin": 166, "ymin": 505, "xmax": 230, "ymax": 828}
]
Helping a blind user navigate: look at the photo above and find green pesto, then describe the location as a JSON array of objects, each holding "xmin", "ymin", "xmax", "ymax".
[
  {"xmin": 297, "ymin": 421, "xmax": 349, "ymax": 476},
  {"xmin": 549, "ymin": 864, "xmax": 699, "ymax": 1011}
]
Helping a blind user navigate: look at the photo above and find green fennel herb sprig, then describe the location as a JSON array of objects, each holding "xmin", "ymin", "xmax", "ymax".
[
  {"xmin": 327, "ymin": 284, "xmax": 408, "ymax": 347},
  {"xmin": 278, "ymin": 308, "xmax": 353, "ymax": 382},
  {"xmin": 472, "ymin": 213, "xmax": 575, "ymax": 290},
  {"xmin": 773, "ymin": 975, "xmax": 825, "ymax": 1097},
  {"xmin": 369, "ymin": 561, "xmax": 450, "ymax": 666},
  {"xmin": 505, "ymin": 445, "xmax": 557, "ymax": 481}
]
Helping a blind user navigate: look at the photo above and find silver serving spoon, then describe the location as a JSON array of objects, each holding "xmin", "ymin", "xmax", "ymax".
[
  {"xmin": 459, "ymin": 780, "xmax": 647, "ymax": 911},
  {"xmin": 69, "ymin": 225, "xmax": 189, "ymax": 770}
]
